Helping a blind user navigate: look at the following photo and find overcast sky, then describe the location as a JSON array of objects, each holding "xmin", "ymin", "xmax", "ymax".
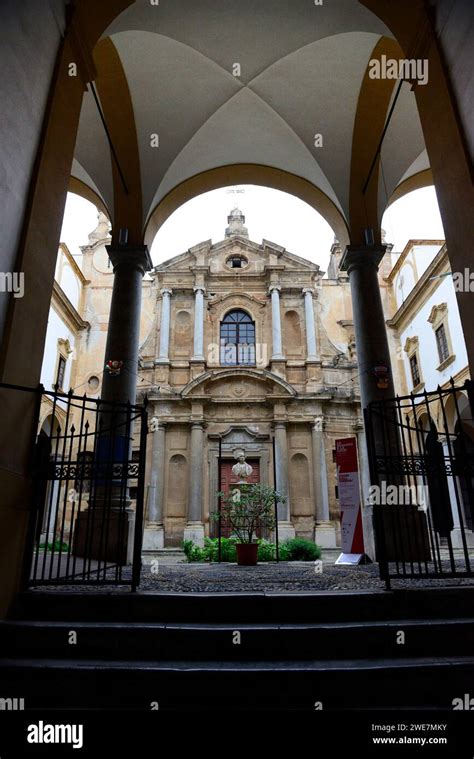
[{"xmin": 60, "ymin": 184, "xmax": 445, "ymax": 273}]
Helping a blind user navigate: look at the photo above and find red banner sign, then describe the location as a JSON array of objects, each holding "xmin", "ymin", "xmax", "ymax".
[{"xmin": 335, "ymin": 438, "xmax": 365, "ymax": 555}]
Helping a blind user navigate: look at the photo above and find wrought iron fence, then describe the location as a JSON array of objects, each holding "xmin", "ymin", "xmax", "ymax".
[
  {"xmin": 365, "ymin": 379, "xmax": 474, "ymax": 588},
  {"xmin": 0, "ymin": 382, "xmax": 148, "ymax": 590}
]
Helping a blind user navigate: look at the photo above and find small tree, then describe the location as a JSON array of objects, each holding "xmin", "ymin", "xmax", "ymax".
[{"xmin": 213, "ymin": 483, "xmax": 284, "ymax": 543}]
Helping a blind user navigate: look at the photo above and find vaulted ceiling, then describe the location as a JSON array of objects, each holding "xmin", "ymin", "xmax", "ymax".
[{"xmin": 71, "ymin": 0, "xmax": 430, "ymax": 245}]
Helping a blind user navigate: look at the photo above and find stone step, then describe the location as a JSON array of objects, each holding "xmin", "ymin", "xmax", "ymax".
[
  {"xmin": 0, "ymin": 655, "xmax": 472, "ymax": 710},
  {"xmin": 2, "ymin": 618, "xmax": 474, "ymax": 661},
  {"xmin": 11, "ymin": 587, "xmax": 474, "ymax": 623}
]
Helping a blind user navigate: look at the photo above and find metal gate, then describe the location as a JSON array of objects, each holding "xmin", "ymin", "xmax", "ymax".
[
  {"xmin": 1, "ymin": 383, "xmax": 149, "ymax": 590},
  {"xmin": 365, "ymin": 379, "xmax": 474, "ymax": 588}
]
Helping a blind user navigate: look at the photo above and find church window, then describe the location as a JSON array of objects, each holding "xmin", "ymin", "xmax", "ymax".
[
  {"xmin": 220, "ymin": 309, "xmax": 255, "ymax": 365},
  {"xmin": 226, "ymin": 255, "xmax": 248, "ymax": 269}
]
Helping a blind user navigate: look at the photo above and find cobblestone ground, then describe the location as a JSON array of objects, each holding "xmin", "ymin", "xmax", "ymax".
[
  {"xmin": 136, "ymin": 561, "xmax": 474, "ymax": 593},
  {"xmin": 31, "ymin": 557, "xmax": 474, "ymax": 593}
]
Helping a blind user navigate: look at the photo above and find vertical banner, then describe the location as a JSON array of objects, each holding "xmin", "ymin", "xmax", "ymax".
[{"xmin": 335, "ymin": 437, "xmax": 365, "ymax": 563}]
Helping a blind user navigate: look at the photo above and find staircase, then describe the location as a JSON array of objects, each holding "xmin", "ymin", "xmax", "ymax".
[{"xmin": 1, "ymin": 588, "xmax": 474, "ymax": 710}]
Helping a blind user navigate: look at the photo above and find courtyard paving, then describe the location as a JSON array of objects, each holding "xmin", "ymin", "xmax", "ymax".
[
  {"xmin": 137, "ymin": 552, "xmax": 474, "ymax": 592},
  {"xmin": 29, "ymin": 550, "xmax": 474, "ymax": 592}
]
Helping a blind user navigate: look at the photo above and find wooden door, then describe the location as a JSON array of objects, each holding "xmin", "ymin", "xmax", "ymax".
[{"xmin": 216, "ymin": 459, "xmax": 260, "ymax": 538}]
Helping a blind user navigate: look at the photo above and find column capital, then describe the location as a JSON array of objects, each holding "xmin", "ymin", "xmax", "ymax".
[
  {"xmin": 302, "ymin": 287, "xmax": 314, "ymax": 296},
  {"xmin": 352, "ymin": 416, "xmax": 364, "ymax": 432},
  {"xmin": 312, "ymin": 416, "xmax": 325, "ymax": 432},
  {"xmin": 106, "ymin": 245, "xmax": 152, "ymax": 275},
  {"xmin": 193, "ymin": 285, "xmax": 206, "ymax": 295},
  {"xmin": 190, "ymin": 420, "xmax": 205, "ymax": 429},
  {"xmin": 340, "ymin": 244, "xmax": 387, "ymax": 275},
  {"xmin": 160, "ymin": 287, "xmax": 173, "ymax": 297},
  {"xmin": 149, "ymin": 416, "xmax": 167, "ymax": 433},
  {"xmin": 268, "ymin": 284, "xmax": 281, "ymax": 295},
  {"xmin": 273, "ymin": 420, "xmax": 287, "ymax": 429}
]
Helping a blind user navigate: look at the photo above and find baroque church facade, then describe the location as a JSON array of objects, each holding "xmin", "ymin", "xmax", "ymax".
[{"xmin": 72, "ymin": 208, "xmax": 367, "ymax": 552}]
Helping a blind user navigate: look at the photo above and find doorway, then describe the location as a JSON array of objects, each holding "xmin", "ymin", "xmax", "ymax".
[{"xmin": 215, "ymin": 458, "xmax": 260, "ymax": 538}]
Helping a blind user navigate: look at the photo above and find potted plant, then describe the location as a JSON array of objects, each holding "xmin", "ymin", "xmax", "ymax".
[{"xmin": 214, "ymin": 483, "xmax": 283, "ymax": 565}]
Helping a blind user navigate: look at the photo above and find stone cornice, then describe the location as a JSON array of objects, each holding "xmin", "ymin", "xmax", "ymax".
[
  {"xmin": 208, "ymin": 292, "xmax": 266, "ymax": 312},
  {"xmin": 52, "ymin": 281, "xmax": 90, "ymax": 333},
  {"xmin": 181, "ymin": 368, "xmax": 297, "ymax": 398},
  {"xmin": 59, "ymin": 243, "xmax": 88, "ymax": 285},
  {"xmin": 386, "ymin": 245, "xmax": 449, "ymax": 332},
  {"xmin": 385, "ymin": 240, "xmax": 446, "ymax": 284}
]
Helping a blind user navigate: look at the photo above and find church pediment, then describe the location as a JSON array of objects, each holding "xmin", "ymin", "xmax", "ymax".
[{"xmin": 181, "ymin": 368, "xmax": 296, "ymax": 399}]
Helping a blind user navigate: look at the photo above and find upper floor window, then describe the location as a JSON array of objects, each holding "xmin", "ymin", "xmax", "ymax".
[
  {"xmin": 427, "ymin": 302, "xmax": 455, "ymax": 371},
  {"xmin": 435, "ymin": 323, "xmax": 449, "ymax": 364},
  {"xmin": 56, "ymin": 355, "xmax": 67, "ymax": 392},
  {"xmin": 409, "ymin": 353, "xmax": 421, "ymax": 388},
  {"xmin": 404, "ymin": 335, "xmax": 423, "ymax": 391},
  {"xmin": 220, "ymin": 309, "xmax": 255, "ymax": 365}
]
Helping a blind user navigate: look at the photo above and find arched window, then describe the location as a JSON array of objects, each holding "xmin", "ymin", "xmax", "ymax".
[{"xmin": 220, "ymin": 309, "xmax": 256, "ymax": 365}]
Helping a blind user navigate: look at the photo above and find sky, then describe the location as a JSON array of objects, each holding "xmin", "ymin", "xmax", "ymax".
[{"xmin": 60, "ymin": 184, "xmax": 445, "ymax": 273}]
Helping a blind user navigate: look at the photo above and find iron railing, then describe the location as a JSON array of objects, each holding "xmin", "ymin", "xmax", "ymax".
[
  {"xmin": 365, "ymin": 379, "xmax": 474, "ymax": 589},
  {"xmin": 0, "ymin": 382, "xmax": 148, "ymax": 590}
]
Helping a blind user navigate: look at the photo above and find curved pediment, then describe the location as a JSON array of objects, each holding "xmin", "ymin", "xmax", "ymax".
[{"xmin": 181, "ymin": 368, "xmax": 297, "ymax": 399}]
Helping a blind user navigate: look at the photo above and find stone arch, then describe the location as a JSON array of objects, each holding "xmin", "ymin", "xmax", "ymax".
[
  {"xmin": 387, "ymin": 169, "xmax": 434, "ymax": 208},
  {"xmin": 39, "ymin": 413, "xmax": 61, "ymax": 438},
  {"xmin": 144, "ymin": 164, "xmax": 349, "ymax": 248}
]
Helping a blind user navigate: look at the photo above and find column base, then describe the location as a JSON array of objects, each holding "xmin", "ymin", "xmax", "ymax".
[
  {"xmin": 274, "ymin": 521, "xmax": 295, "ymax": 542},
  {"xmin": 361, "ymin": 502, "xmax": 376, "ymax": 561},
  {"xmin": 270, "ymin": 358, "xmax": 287, "ymax": 377},
  {"xmin": 315, "ymin": 521, "xmax": 337, "ymax": 549},
  {"xmin": 142, "ymin": 523, "xmax": 165, "ymax": 551},
  {"xmin": 450, "ymin": 527, "xmax": 474, "ymax": 549},
  {"xmin": 73, "ymin": 507, "xmax": 135, "ymax": 565},
  {"xmin": 190, "ymin": 360, "xmax": 206, "ymax": 379},
  {"xmin": 184, "ymin": 522, "xmax": 205, "ymax": 547}
]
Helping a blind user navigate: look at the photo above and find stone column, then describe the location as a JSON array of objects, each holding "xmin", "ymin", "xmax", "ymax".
[
  {"xmin": 143, "ymin": 418, "xmax": 166, "ymax": 552},
  {"xmin": 75, "ymin": 245, "xmax": 152, "ymax": 565},
  {"xmin": 312, "ymin": 417, "xmax": 336, "ymax": 548},
  {"xmin": 340, "ymin": 245, "xmax": 397, "ymax": 561},
  {"xmin": 303, "ymin": 288, "xmax": 319, "ymax": 361},
  {"xmin": 340, "ymin": 245, "xmax": 395, "ymax": 410},
  {"xmin": 157, "ymin": 288, "xmax": 172, "ymax": 362},
  {"xmin": 269, "ymin": 285, "xmax": 284, "ymax": 360},
  {"xmin": 274, "ymin": 421, "xmax": 295, "ymax": 540},
  {"xmin": 340, "ymin": 245, "xmax": 396, "ymax": 454},
  {"xmin": 192, "ymin": 286, "xmax": 206, "ymax": 361},
  {"xmin": 353, "ymin": 417, "xmax": 375, "ymax": 560},
  {"xmin": 184, "ymin": 422, "xmax": 205, "ymax": 546},
  {"xmin": 100, "ymin": 245, "xmax": 152, "ymax": 404}
]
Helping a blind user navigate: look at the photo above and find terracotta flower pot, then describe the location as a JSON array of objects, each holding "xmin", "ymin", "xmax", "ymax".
[{"xmin": 236, "ymin": 542, "xmax": 258, "ymax": 566}]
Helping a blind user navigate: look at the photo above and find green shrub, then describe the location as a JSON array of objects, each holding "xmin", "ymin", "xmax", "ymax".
[
  {"xmin": 257, "ymin": 539, "xmax": 290, "ymax": 561},
  {"xmin": 38, "ymin": 540, "xmax": 69, "ymax": 552},
  {"xmin": 182, "ymin": 539, "xmax": 207, "ymax": 562},
  {"xmin": 284, "ymin": 537, "xmax": 321, "ymax": 561},
  {"xmin": 183, "ymin": 536, "xmax": 300, "ymax": 562},
  {"xmin": 203, "ymin": 536, "xmax": 237, "ymax": 562}
]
